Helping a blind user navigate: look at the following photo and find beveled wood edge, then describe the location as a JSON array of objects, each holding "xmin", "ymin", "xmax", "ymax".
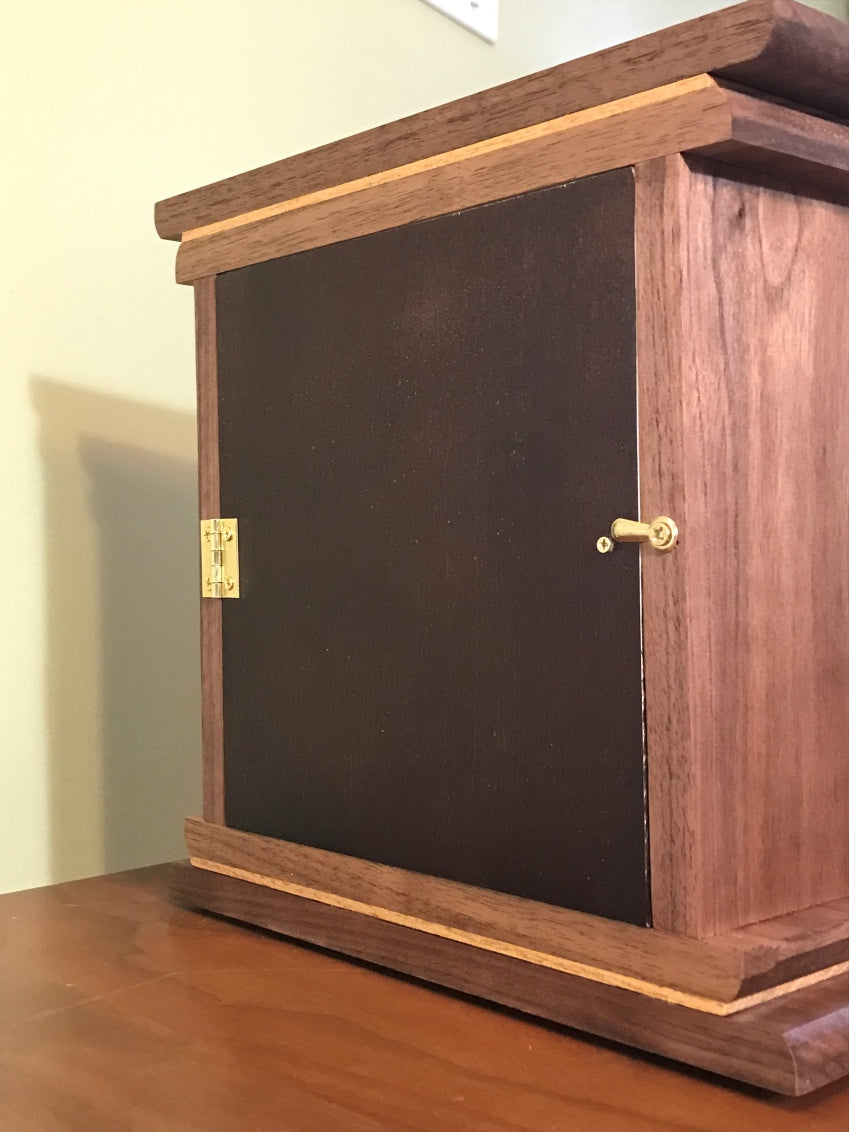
[
  {"xmin": 155, "ymin": 0, "xmax": 849, "ymax": 240},
  {"xmin": 180, "ymin": 77, "xmax": 718, "ymax": 244},
  {"xmin": 185, "ymin": 819, "xmax": 742, "ymax": 1001},
  {"xmin": 184, "ymin": 818, "xmax": 849, "ymax": 1005},
  {"xmin": 190, "ymin": 854, "xmax": 849, "ymax": 1018},
  {"xmin": 171, "ymin": 860, "xmax": 849, "ymax": 1095},
  {"xmin": 174, "ymin": 76, "xmax": 731, "ymax": 284},
  {"xmin": 172, "ymin": 78, "xmax": 849, "ymax": 286},
  {"xmin": 194, "ymin": 279, "xmax": 224, "ymax": 825},
  {"xmin": 690, "ymin": 83, "xmax": 849, "ymax": 204}
]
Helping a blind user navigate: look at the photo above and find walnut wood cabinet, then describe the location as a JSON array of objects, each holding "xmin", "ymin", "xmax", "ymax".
[{"xmin": 157, "ymin": 0, "xmax": 849, "ymax": 1095}]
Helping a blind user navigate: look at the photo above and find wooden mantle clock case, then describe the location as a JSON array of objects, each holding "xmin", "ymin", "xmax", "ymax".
[{"xmin": 157, "ymin": 0, "xmax": 849, "ymax": 1095}]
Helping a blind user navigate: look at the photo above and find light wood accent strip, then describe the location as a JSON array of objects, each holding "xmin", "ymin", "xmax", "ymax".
[
  {"xmin": 173, "ymin": 861, "xmax": 849, "ymax": 1096},
  {"xmin": 636, "ymin": 155, "xmax": 849, "ymax": 938},
  {"xmin": 175, "ymin": 76, "xmax": 731, "ymax": 284},
  {"xmin": 181, "ymin": 78, "xmax": 716, "ymax": 244},
  {"xmin": 155, "ymin": 0, "xmax": 849, "ymax": 240},
  {"xmin": 194, "ymin": 279, "xmax": 224, "ymax": 825},
  {"xmin": 182, "ymin": 88, "xmax": 849, "ymax": 248},
  {"xmin": 190, "ymin": 855, "xmax": 848, "ymax": 1017},
  {"xmin": 184, "ymin": 818, "xmax": 849, "ymax": 1003},
  {"xmin": 184, "ymin": 817, "xmax": 740, "ymax": 1001},
  {"xmin": 174, "ymin": 84, "xmax": 849, "ymax": 288}
]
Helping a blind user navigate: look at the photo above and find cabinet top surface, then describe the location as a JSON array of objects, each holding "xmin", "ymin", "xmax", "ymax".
[{"xmin": 155, "ymin": 0, "xmax": 849, "ymax": 241}]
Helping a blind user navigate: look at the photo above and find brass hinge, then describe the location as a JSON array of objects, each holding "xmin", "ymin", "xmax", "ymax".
[{"xmin": 200, "ymin": 518, "xmax": 240, "ymax": 598}]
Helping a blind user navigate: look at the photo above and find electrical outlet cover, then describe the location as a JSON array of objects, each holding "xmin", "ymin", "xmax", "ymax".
[{"xmin": 420, "ymin": 0, "xmax": 498, "ymax": 44}]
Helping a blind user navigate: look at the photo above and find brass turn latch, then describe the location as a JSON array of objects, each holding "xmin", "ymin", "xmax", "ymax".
[
  {"xmin": 597, "ymin": 516, "xmax": 678, "ymax": 555},
  {"xmin": 201, "ymin": 518, "xmax": 240, "ymax": 597}
]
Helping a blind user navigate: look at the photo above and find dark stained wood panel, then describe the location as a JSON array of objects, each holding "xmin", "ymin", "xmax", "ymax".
[
  {"xmin": 216, "ymin": 170, "xmax": 648, "ymax": 924},
  {"xmin": 155, "ymin": 0, "xmax": 849, "ymax": 240}
]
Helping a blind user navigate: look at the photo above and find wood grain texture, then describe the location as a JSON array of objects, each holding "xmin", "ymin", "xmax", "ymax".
[
  {"xmin": 726, "ymin": 901, "xmax": 849, "ymax": 992},
  {"xmin": 693, "ymin": 84, "xmax": 849, "ymax": 205},
  {"xmin": 721, "ymin": 0, "xmax": 849, "ymax": 118},
  {"xmin": 174, "ymin": 76, "xmax": 731, "ymax": 284},
  {"xmin": 636, "ymin": 155, "xmax": 849, "ymax": 938},
  {"xmin": 174, "ymin": 79, "xmax": 849, "ymax": 286},
  {"xmin": 184, "ymin": 818, "xmax": 849, "ymax": 1006},
  {"xmin": 180, "ymin": 78, "xmax": 717, "ymax": 243},
  {"xmin": 4, "ymin": 866, "xmax": 849, "ymax": 1129},
  {"xmin": 154, "ymin": 0, "xmax": 849, "ymax": 241},
  {"xmin": 173, "ymin": 861, "xmax": 849, "ymax": 1096},
  {"xmin": 190, "ymin": 855, "xmax": 849, "ymax": 1017},
  {"xmin": 194, "ymin": 277, "xmax": 224, "ymax": 825}
]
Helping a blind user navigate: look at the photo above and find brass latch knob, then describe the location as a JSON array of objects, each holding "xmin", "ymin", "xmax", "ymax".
[{"xmin": 597, "ymin": 516, "xmax": 679, "ymax": 554}]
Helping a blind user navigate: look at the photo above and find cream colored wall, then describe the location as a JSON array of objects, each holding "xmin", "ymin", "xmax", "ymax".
[{"xmin": 2, "ymin": 0, "xmax": 846, "ymax": 894}]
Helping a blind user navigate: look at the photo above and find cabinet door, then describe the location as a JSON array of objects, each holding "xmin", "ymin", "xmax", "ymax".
[{"xmin": 215, "ymin": 168, "xmax": 648, "ymax": 924}]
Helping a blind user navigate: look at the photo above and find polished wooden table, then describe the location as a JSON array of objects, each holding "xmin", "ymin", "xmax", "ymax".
[{"xmin": 1, "ymin": 865, "xmax": 847, "ymax": 1131}]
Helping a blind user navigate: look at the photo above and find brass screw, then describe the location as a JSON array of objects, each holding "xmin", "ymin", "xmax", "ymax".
[
  {"xmin": 225, "ymin": 577, "xmax": 235, "ymax": 591},
  {"xmin": 596, "ymin": 536, "xmax": 614, "ymax": 554},
  {"xmin": 650, "ymin": 519, "xmax": 677, "ymax": 551}
]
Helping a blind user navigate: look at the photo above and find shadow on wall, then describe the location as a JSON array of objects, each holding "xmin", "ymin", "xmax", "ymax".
[{"xmin": 32, "ymin": 378, "xmax": 200, "ymax": 883}]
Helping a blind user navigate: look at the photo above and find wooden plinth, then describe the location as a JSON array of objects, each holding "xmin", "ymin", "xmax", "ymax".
[{"xmin": 173, "ymin": 825, "xmax": 849, "ymax": 1096}]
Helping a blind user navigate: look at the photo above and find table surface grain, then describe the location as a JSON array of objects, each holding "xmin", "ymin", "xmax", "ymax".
[{"xmin": 1, "ymin": 864, "xmax": 847, "ymax": 1132}]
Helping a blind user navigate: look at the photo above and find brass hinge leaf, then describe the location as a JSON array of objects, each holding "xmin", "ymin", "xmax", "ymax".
[{"xmin": 200, "ymin": 518, "xmax": 240, "ymax": 598}]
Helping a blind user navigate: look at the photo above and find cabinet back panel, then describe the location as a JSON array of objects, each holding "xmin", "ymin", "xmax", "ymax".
[{"xmin": 216, "ymin": 170, "xmax": 648, "ymax": 923}]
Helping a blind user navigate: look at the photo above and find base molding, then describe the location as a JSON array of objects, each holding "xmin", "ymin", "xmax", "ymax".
[
  {"xmin": 173, "ymin": 823, "xmax": 849, "ymax": 1095},
  {"xmin": 188, "ymin": 853, "xmax": 848, "ymax": 1019}
]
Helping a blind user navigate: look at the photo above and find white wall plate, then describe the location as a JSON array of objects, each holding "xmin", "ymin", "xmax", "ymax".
[{"xmin": 419, "ymin": 0, "xmax": 499, "ymax": 43}]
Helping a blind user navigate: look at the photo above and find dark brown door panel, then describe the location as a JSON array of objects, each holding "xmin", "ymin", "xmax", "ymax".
[{"xmin": 216, "ymin": 168, "xmax": 648, "ymax": 923}]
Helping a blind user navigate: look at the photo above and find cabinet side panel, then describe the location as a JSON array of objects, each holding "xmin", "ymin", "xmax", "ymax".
[
  {"xmin": 194, "ymin": 276, "xmax": 225, "ymax": 825},
  {"xmin": 639, "ymin": 156, "xmax": 849, "ymax": 937}
]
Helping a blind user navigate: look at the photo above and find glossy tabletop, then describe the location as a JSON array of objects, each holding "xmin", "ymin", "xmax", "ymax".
[{"xmin": 1, "ymin": 865, "xmax": 847, "ymax": 1131}]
